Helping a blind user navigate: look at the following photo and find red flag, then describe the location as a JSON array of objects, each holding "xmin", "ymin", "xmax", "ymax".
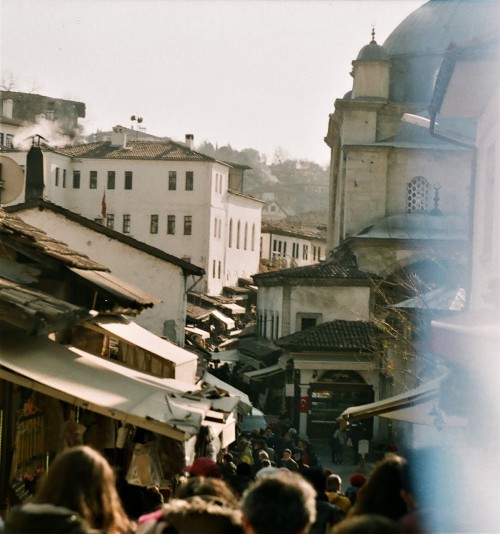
[{"xmin": 101, "ymin": 191, "xmax": 107, "ymax": 219}]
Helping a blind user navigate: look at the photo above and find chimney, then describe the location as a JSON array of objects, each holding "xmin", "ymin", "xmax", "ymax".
[
  {"xmin": 110, "ymin": 126, "xmax": 127, "ymax": 147},
  {"xmin": 185, "ymin": 134, "xmax": 194, "ymax": 150},
  {"xmin": 2, "ymin": 99, "xmax": 13, "ymax": 119}
]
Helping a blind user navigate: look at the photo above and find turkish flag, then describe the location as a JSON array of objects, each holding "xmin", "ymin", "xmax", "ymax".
[{"xmin": 101, "ymin": 191, "xmax": 107, "ymax": 219}]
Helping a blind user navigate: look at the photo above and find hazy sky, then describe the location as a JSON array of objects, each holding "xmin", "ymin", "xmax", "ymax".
[{"xmin": 1, "ymin": 0, "xmax": 426, "ymax": 165}]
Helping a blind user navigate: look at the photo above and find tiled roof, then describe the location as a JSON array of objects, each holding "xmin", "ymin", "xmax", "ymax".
[
  {"xmin": 253, "ymin": 260, "xmax": 375, "ymax": 284},
  {"xmin": 6, "ymin": 201, "xmax": 205, "ymax": 276},
  {"xmin": 0, "ymin": 208, "xmax": 108, "ymax": 271},
  {"xmin": 49, "ymin": 140, "xmax": 222, "ymax": 162},
  {"xmin": 277, "ymin": 320, "xmax": 381, "ymax": 351}
]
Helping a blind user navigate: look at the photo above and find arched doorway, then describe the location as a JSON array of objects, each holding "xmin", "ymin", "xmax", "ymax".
[{"xmin": 308, "ymin": 371, "xmax": 374, "ymax": 439}]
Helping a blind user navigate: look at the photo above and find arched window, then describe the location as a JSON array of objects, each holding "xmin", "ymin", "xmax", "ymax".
[
  {"xmin": 228, "ymin": 219, "xmax": 233, "ymax": 247},
  {"xmin": 236, "ymin": 221, "xmax": 241, "ymax": 249},
  {"xmin": 407, "ymin": 176, "xmax": 430, "ymax": 212},
  {"xmin": 251, "ymin": 224, "xmax": 255, "ymax": 251},
  {"xmin": 244, "ymin": 223, "xmax": 248, "ymax": 250}
]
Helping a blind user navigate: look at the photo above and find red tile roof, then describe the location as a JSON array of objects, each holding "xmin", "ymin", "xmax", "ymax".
[{"xmin": 50, "ymin": 140, "xmax": 223, "ymax": 162}]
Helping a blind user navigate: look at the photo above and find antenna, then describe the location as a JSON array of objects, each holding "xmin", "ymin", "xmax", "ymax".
[{"xmin": 0, "ymin": 155, "xmax": 24, "ymax": 206}]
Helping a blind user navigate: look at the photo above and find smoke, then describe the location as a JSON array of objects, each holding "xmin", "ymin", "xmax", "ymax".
[{"xmin": 13, "ymin": 118, "xmax": 73, "ymax": 150}]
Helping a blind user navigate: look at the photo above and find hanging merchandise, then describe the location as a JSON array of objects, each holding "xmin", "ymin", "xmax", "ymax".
[
  {"xmin": 126, "ymin": 441, "xmax": 163, "ymax": 488},
  {"xmin": 9, "ymin": 398, "xmax": 47, "ymax": 500}
]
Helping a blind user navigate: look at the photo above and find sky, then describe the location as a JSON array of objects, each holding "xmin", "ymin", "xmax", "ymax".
[{"xmin": 1, "ymin": 0, "xmax": 426, "ymax": 165}]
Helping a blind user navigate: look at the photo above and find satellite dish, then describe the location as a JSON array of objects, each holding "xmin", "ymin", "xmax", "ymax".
[{"xmin": 0, "ymin": 155, "xmax": 25, "ymax": 205}]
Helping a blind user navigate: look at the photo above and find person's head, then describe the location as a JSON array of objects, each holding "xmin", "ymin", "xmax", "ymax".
[
  {"xmin": 282, "ymin": 448, "xmax": 292, "ymax": 460},
  {"xmin": 301, "ymin": 466, "xmax": 327, "ymax": 496},
  {"xmin": 258, "ymin": 450, "xmax": 269, "ymax": 461},
  {"xmin": 326, "ymin": 474, "xmax": 342, "ymax": 493},
  {"xmin": 236, "ymin": 461, "xmax": 252, "ymax": 477},
  {"xmin": 240, "ymin": 472, "xmax": 316, "ymax": 534},
  {"xmin": 223, "ymin": 452, "xmax": 235, "ymax": 464},
  {"xmin": 175, "ymin": 475, "xmax": 238, "ymax": 507},
  {"xmin": 351, "ymin": 454, "xmax": 408, "ymax": 521},
  {"xmin": 34, "ymin": 445, "xmax": 131, "ymax": 533},
  {"xmin": 260, "ymin": 459, "xmax": 271, "ymax": 469}
]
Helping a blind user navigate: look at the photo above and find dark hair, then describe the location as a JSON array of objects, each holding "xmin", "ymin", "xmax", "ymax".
[
  {"xmin": 301, "ymin": 466, "xmax": 327, "ymax": 495},
  {"xmin": 241, "ymin": 472, "xmax": 316, "ymax": 534},
  {"xmin": 34, "ymin": 445, "xmax": 132, "ymax": 533},
  {"xmin": 350, "ymin": 454, "xmax": 408, "ymax": 521}
]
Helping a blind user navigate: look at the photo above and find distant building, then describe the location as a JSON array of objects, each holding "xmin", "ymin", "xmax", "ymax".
[
  {"xmin": 260, "ymin": 218, "xmax": 326, "ymax": 270},
  {"xmin": 0, "ymin": 90, "xmax": 86, "ymax": 148},
  {"xmin": 3, "ymin": 128, "xmax": 263, "ymax": 295}
]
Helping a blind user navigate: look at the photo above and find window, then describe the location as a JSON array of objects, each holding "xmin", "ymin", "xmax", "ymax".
[
  {"xmin": 89, "ymin": 171, "xmax": 97, "ymax": 189},
  {"xmin": 55, "ymin": 168, "xmax": 59, "ymax": 186},
  {"xmin": 407, "ymin": 176, "xmax": 430, "ymax": 212},
  {"xmin": 124, "ymin": 171, "xmax": 133, "ymax": 190},
  {"xmin": 106, "ymin": 214, "xmax": 114, "ymax": 230},
  {"xmin": 123, "ymin": 214, "xmax": 131, "ymax": 233},
  {"xmin": 73, "ymin": 170, "xmax": 81, "ymax": 189},
  {"xmin": 303, "ymin": 244, "xmax": 309, "ymax": 260},
  {"xmin": 214, "ymin": 218, "xmax": 218, "ymax": 238},
  {"xmin": 296, "ymin": 313, "xmax": 322, "ymax": 332},
  {"xmin": 212, "ymin": 260, "xmax": 216, "ymax": 278},
  {"xmin": 167, "ymin": 215, "xmax": 175, "ymax": 235},
  {"xmin": 185, "ymin": 171, "xmax": 194, "ymax": 191},
  {"xmin": 5, "ymin": 134, "xmax": 13, "ymax": 148},
  {"xmin": 218, "ymin": 261, "xmax": 221, "ymax": 279},
  {"xmin": 275, "ymin": 314, "xmax": 280, "ymax": 339},
  {"xmin": 184, "ymin": 215, "xmax": 192, "ymax": 235},
  {"xmin": 236, "ymin": 221, "xmax": 241, "ymax": 249},
  {"xmin": 228, "ymin": 219, "xmax": 233, "ymax": 247},
  {"xmin": 107, "ymin": 171, "xmax": 115, "ymax": 189},
  {"xmin": 283, "ymin": 241, "xmax": 287, "ymax": 257},
  {"xmin": 150, "ymin": 214, "xmax": 159, "ymax": 234},
  {"xmin": 169, "ymin": 171, "xmax": 177, "ymax": 190},
  {"xmin": 273, "ymin": 240, "xmax": 278, "ymax": 252},
  {"xmin": 244, "ymin": 223, "xmax": 248, "ymax": 250},
  {"xmin": 62, "ymin": 169, "xmax": 66, "ymax": 188},
  {"xmin": 317, "ymin": 247, "xmax": 321, "ymax": 260},
  {"xmin": 251, "ymin": 224, "xmax": 255, "ymax": 251}
]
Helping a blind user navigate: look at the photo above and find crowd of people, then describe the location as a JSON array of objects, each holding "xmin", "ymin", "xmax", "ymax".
[{"xmin": 1, "ymin": 428, "xmax": 440, "ymax": 533}]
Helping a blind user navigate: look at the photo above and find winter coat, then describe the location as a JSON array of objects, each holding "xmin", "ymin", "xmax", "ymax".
[{"xmin": 5, "ymin": 502, "xmax": 103, "ymax": 534}]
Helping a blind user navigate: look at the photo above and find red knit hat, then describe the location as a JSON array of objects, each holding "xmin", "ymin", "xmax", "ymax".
[
  {"xmin": 349, "ymin": 473, "xmax": 366, "ymax": 487},
  {"xmin": 186, "ymin": 457, "xmax": 220, "ymax": 477}
]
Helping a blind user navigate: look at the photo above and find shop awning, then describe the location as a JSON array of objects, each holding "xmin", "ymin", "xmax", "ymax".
[
  {"xmin": 220, "ymin": 303, "xmax": 246, "ymax": 315},
  {"xmin": 201, "ymin": 372, "xmax": 252, "ymax": 415},
  {"xmin": 185, "ymin": 326, "xmax": 210, "ymax": 340},
  {"xmin": 243, "ymin": 362, "xmax": 285, "ymax": 383},
  {"xmin": 210, "ymin": 349, "xmax": 240, "ymax": 363},
  {"xmin": 338, "ymin": 377, "xmax": 459, "ymax": 426},
  {"xmin": 211, "ymin": 310, "xmax": 235, "ymax": 330},
  {"xmin": 70, "ymin": 267, "xmax": 160, "ymax": 309},
  {"xmin": 84, "ymin": 315, "xmax": 198, "ymax": 383},
  {"xmin": 0, "ymin": 329, "xmax": 226, "ymax": 442}
]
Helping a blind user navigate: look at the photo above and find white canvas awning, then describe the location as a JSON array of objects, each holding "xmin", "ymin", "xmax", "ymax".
[
  {"xmin": 0, "ymin": 329, "xmax": 228, "ymax": 442},
  {"xmin": 84, "ymin": 315, "xmax": 198, "ymax": 383},
  {"xmin": 201, "ymin": 371, "xmax": 252, "ymax": 415},
  {"xmin": 220, "ymin": 303, "xmax": 246, "ymax": 315},
  {"xmin": 243, "ymin": 363, "xmax": 285, "ymax": 383},
  {"xmin": 185, "ymin": 326, "xmax": 210, "ymax": 340},
  {"xmin": 338, "ymin": 376, "xmax": 465, "ymax": 426},
  {"xmin": 211, "ymin": 310, "xmax": 235, "ymax": 330}
]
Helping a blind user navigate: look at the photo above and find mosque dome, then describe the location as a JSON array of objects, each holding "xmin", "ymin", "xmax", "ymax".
[
  {"xmin": 356, "ymin": 39, "xmax": 389, "ymax": 62},
  {"xmin": 382, "ymin": 0, "xmax": 499, "ymax": 106}
]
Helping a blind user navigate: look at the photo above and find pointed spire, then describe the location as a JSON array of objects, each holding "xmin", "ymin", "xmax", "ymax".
[
  {"xmin": 371, "ymin": 26, "xmax": 376, "ymax": 44},
  {"xmin": 430, "ymin": 183, "xmax": 443, "ymax": 216}
]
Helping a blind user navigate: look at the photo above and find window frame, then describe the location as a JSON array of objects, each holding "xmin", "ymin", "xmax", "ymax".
[
  {"xmin": 150, "ymin": 214, "xmax": 159, "ymax": 234},
  {"xmin": 168, "ymin": 171, "xmax": 177, "ymax": 191},
  {"xmin": 122, "ymin": 214, "xmax": 131, "ymax": 234},
  {"xmin": 167, "ymin": 215, "xmax": 176, "ymax": 235},
  {"xmin": 185, "ymin": 171, "xmax": 194, "ymax": 191},
  {"xmin": 107, "ymin": 171, "xmax": 116, "ymax": 190},
  {"xmin": 89, "ymin": 171, "xmax": 98, "ymax": 189},
  {"xmin": 184, "ymin": 215, "xmax": 192, "ymax": 235},
  {"xmin": 124, "ymin": 171, "xmax": 133, "ymax": 190}
]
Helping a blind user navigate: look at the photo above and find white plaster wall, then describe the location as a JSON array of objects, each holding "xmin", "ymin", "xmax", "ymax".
[
  {"xmin": 352, "ymin": 63, "xmax": 390, "ymax": 100},
  {"xmin": 256, "ymin": 285, "xmax": 284, "ymax": 339},
  {"xmin": 13, "ymin": 208, "xmax": 187, "ymax": 340},
  {"xmin": 225, "ymin": 194, "xmax": 262, "ymax": 290},
  {"xmin": 289, "ymin": 285, "xmax": 370, "ymax": 333}
]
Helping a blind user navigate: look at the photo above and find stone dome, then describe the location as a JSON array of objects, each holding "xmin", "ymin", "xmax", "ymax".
[
  {"xmin": 356, "ymin": 40, "xmax": 390, "ymax": 61},
  {"xmin": 382, "ymin": 0, "xmax": 499, "ymax": 106}
]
